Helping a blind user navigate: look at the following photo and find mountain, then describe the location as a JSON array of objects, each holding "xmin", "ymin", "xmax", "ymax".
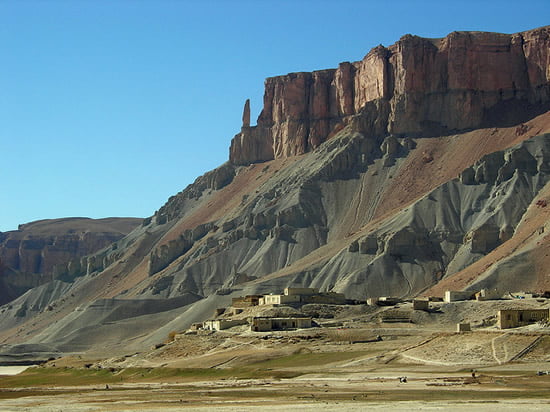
[
  {"xmin": 0, "ymin": 218, "xmax": 142, "ymax": 305},
  {"xmin": 0, "ymin": 26, "xmax": 548, "ymax": 359}
]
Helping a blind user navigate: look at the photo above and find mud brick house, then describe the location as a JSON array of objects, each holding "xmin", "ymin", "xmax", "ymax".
[
  {"xmin": 444, "ymin": 291, "xmax": 474, "ymax": 302},
  {"xmin": 258, "ymin": 287, "xmax": 346, "ymax": 306},
  {"xmin": 497, "ymin": 308, "xmax": 549, "ymax": 329},
  {"xmin": 231, "ymin": 295, "xmax": 263, "ymax": 308},
  {"xmin": 250, "ymin": 317, "xmax": 312, "ymax": 332},
  {"xmin": 203, "ymin": 319, "xmax": 248, "ymax": 331}
]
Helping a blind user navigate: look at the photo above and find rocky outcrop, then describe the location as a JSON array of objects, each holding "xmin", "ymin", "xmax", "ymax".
[
  {"xmin": 154, "ymin": 162, "xmax": 237, "ymax": 225},
  {"xmin": 242, "ymin": 99, "xmax": 251, "ymax": 128},
  {"xmin": 149, "ymin": 222, "xmax": 216, "ymax": 275},
  {"xmin": 331, "ymin": 133, "xmax": 550, "ymax": 297},
  {"xmin": 230, "ymin": 26, "xmax": 550, "ymax": 165},
  {"xmin": 0, "ymin": 218, "xmax": 141, "ymax": 304},
  {"xmin": 229, "ymin": 125, "xmax": 274, "ymax": 165}
]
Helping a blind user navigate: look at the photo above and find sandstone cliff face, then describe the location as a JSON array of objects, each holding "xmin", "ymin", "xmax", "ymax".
[
  {"xmin": 230, "ymin": 26, "xmax": 550, "ymax": 165},
  {"xmin": 0, "ymin": 218, "xmax": 141, "ymax": 305}
]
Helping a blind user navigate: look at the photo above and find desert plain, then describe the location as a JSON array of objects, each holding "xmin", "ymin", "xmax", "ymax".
[{"xmin": 1, "ymin": 298, "xmax": 549, "ymax": 411}]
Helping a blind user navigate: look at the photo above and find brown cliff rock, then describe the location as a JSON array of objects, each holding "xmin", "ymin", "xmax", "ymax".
[
  {"xmin": 354, "ymin": 45, "xmax": 390, "ymax": 111},
  {"xmin": 0, "ymin": 217, "xmax": 141, "ymax": 304},
  {"xmin": 229, "ymin": 126, "xmax": 274, "ymax": 165},
  {"xmin": 230, "ymin": 26, "xmax": 550, "ymax": 165},
  {"xmin": 335, "ymin": 62, "xmax": 356, "ymax": 116},
  {"xmin": 522, "ymin": 26, "xmax": 550, "ymax": 96},
  {"xmin": 264, "ymin": 72, "xmax": 314, "ymax": 158},
  {"xmin": 242, "ymin": 99, "xmax": 250, "ymax": 128}
]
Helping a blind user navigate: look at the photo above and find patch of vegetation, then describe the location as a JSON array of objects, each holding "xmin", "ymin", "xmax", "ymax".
[
  {"xmin": 0, "ymin": 366, "xmax": 301, "ymax": 389},
  {"xmin": 0, "ymin": 390, "xmax": 67, "ymax": 400},
  {"xmin": 164, "ymin": 330, "xmax": 178, "ymax": 344},
  {"xmin": 116, "ymin": 367, "xmax": 300, "ymax": 381},
  {"xmin": 247, "ymin": 350, "xmax": 373, "ymax": 369},
  {"xmin": 357, "ymin": 388, "xmax": 550, "ymax": 402}
]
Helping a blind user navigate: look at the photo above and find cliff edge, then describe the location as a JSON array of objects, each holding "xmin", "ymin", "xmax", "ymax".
[{"xmin": 230, "ymin": 26, "xmax": 550, "ymax": 165}]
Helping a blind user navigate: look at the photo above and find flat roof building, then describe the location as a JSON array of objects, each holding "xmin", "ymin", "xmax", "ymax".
[
  {"xmin": 250, "ymin": 317, "xmax": 312, "ymax": 332},
  {"xmin": 444, "ymin": 291, "xmax": 474, "ymax": 303},
  {"xmin": 203, "ymin": 319, "xmax": 248, "ymax": 331},
  {"xmin": 413, "ymin": 299, "xmax": 430, "ymax": 311},
  {"xmin": 497, "ymin": 308, "xmax": 549, "ymax": 329},
  {"xmin": 231, "ymin": 295, "xmax": 263, "ymax": 308},
  {"xmin": 259, "ymin": 294, "xmax": 301, "ymax": 305},
  {"xmin": 258, "ymin": 287, "xmax": 346, "ymax": 306},
  {"xmin": 284, "ymin": 287, "xmax": 317, "ymax": 296}
]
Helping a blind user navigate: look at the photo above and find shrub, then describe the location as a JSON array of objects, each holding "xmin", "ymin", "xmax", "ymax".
[{"xmin": 165, "ymin": 330, "xmax": 178, "ymax": 344}]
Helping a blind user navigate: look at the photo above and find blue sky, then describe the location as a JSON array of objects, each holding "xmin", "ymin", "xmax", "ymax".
[{"xmin": 1, "ymin": 0, "xmax": 548, "ymax": 232}]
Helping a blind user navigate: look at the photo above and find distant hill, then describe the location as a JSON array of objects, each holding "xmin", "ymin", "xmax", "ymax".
[{"xmin": 0, "ymin": 217, "xmax": 142, "ymax": 304}]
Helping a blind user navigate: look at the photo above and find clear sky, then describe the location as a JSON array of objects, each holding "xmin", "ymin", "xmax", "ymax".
[{"xmin": 1, "ymin": 0, "xmax": 548, "ymax": 232}]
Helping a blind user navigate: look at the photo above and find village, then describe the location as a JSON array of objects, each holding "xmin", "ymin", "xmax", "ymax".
[
  {"xmin": 30, "ymin": 285, "xmax": 550, "ymax": 411},
  {"xmin": 188, "ymin": 287, "xmax": 550, "ymax": 333}
]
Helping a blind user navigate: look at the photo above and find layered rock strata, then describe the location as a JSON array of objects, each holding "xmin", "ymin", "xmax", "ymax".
[
  {"xmin": 230, "ymin": 26, "xmax": 550, "ymax": 165},
  {"xmin": 0, "ymin": 218, "xmax": 141, "ymax": 304}
]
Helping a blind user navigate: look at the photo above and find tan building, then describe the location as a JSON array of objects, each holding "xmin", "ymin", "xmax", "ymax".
[
  {"xmin": 497, "ymin": 308, "xmax": 549, "ymax": 329},
  {"xmin": 203, "ymin": 319, "xmax": 248, "ymax": 331},
  {"xmin": 444, "ymin": 291, "xmax": 474, "ymax": 303},
  {"xmin": 456, "ymin": 322, "xmax": 471, "ymax": 332},
  {"xmin": 475, "ymin": 289, "xmax": 500, "ymax": 301},
  {"xmin": 303, "ymin": 292, "xmax": 346, "ymax": 305},
  {"xmin": 366, "ymin": 297, "xmax": 379, "ymax": 306},
  {"xmin": 231, "ymin": 295, "xmax": 262, "ymax": 308},
  {"xmin": 258, "ymin": 287, "xmax": 346, "ymax": 306},
  {"xmin": 189, "ymin": 322, "xmax": 203, "ymax": 331},
  {"xmin": 250, "ymin": 317, "xmax": 312, "ymax": 332},
  {"xmin": 413, "ymin": 299, "xmax": 430, "ymax": 310},
  {"xmin": 250, "ymin": 317, "xmax": 272, "ymax": 332},
  {"xmin": 284, "ymin": 287, "xmax": 317, "ymax": 296},
  {"xmin": 367, "ymin": 297, "xmax": 400, "ymax": 306},
  {"xmin": 259, "ymin": 294, "xmax": 301, "ymax": 305}
]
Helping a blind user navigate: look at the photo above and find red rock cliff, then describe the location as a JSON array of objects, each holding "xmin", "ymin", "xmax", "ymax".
[
  {"xmin": 230, "ymin": 26, "xmax": 550, "ymax": 165},
  {"xmin": 0, "ymin": 217, "xmax": 141, "ymax": 304}
]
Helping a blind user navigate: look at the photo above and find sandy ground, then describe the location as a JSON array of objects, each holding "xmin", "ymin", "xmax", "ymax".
[
  {"xmin": 1, "ymin": 370, "xmax": 550, "ymax": 411},
  {"xmin": 1, "ymin": 400, "xmax": 549, "ymax": 411},
  {"xmin": 0, "ymin": 366, "xmax": 30, "ymax": 375},
  {"xmin": 1, "ymin": 300, "xmax": 549, "ymax": 410}
]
